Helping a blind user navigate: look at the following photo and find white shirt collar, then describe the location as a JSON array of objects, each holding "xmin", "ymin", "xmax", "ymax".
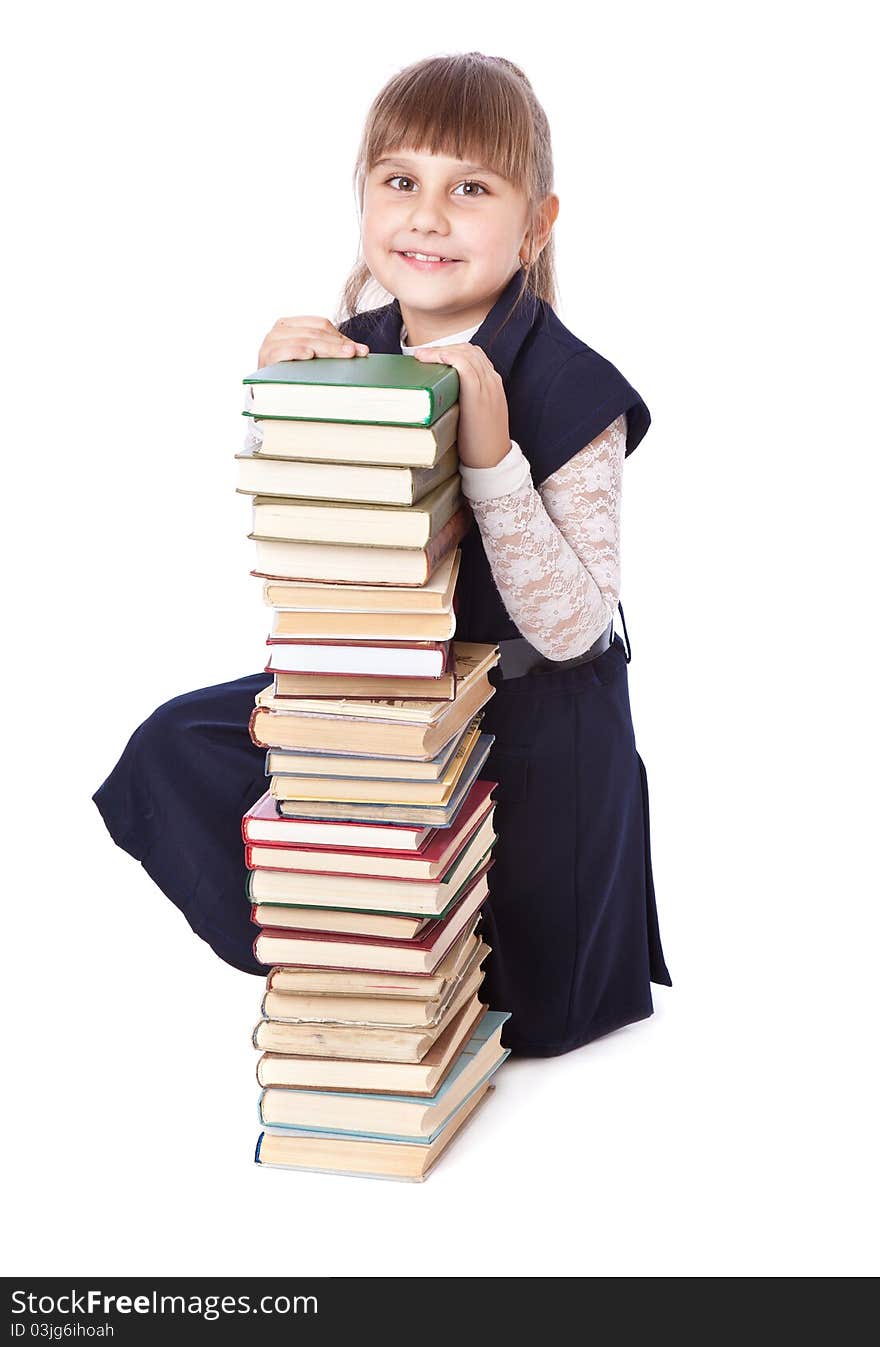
[{"xmin": 399, "ymin": 320, "xmax": 481, "ymax": 352}]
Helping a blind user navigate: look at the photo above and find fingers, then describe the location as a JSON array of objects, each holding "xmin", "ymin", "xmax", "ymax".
[
  {"xmin": 257, "ymin": 317, "xmax": 369, "ymax": 368},
  {"xmin": 410, "ymin": 343, "xmax": 499, "ymax": 389}
]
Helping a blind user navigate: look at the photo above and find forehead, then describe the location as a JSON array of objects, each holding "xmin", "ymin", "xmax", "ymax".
[{"xmin": 371, "ymin": 149, "xmax": 505, "ymax": 178}]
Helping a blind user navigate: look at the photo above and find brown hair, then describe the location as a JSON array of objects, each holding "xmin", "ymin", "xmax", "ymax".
[{"xmin": 336, "ymin": 52, "xmax": 558, "ymax": 327}]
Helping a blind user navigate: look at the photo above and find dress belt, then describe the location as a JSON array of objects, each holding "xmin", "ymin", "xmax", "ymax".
[{"xmin": 495, "ymin": 619, "xmax": 613, "ymax": 681}]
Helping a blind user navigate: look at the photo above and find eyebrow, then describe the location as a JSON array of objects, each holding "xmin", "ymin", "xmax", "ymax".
[{"xmin": 374, "ymin": 156, "xmax": 499, "ymax": 176}]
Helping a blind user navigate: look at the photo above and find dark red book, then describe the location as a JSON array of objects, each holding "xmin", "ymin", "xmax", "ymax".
[
  {"xmin": 242, "ymin": 780, "xmax": 497, "ymax": 880},
  {"xmin": 264, "ymin": 636, "xmax": 451, "ymax": 679},
  {"xmin": 252, "ymin": 861, "xmax": 493, "ymax": 973}
]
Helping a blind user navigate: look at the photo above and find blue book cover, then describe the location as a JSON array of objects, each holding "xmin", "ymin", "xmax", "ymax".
[
  {"xmin": 274, "ymin": 734, "xmax": 494, "ymax": 830},
  {"xmin": 256, "ymin": 1039, "xmax": 509, "ymax": 1146},
  {"xmin": 256, "ymin": 1011, "xmax": 510, "ymax": 1137}
]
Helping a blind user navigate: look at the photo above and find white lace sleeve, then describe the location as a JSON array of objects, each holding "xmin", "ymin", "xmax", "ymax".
[{"xmin": 466, "ymin": 413, "xmax": 627, "ymax": 660}]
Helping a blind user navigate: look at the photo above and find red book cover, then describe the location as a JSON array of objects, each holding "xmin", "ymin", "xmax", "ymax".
[
  {"xmin": 251, "ymin": 859, "xmax": 493, "ymax": 953},
  {"xmin": 264, "ymin": 637, "xmax": 452, "ymax": 679},
  {"xmin": 243, "ymin": 780, "xmax": 497, "ymax": 877}
]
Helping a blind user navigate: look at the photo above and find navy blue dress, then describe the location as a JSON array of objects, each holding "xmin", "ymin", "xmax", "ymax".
[{"xmin": 92, "ymin": 268, "xmax": 671, "ymax": 1056}]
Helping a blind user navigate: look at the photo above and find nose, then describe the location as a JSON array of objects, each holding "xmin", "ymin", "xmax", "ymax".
[{"xmin": 404, "ymin": 184, "xmax": 452, "ymax": 239}]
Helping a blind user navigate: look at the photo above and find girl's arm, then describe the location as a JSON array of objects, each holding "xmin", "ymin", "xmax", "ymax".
[{"xmin": 461, "ymin": 413, "xmax": 627, "ymax": 660}]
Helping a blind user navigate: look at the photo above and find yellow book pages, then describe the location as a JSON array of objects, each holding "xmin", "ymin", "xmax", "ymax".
[{"xmin": 268, "ymin": 721, "xmax": 481, "ymax": 805}]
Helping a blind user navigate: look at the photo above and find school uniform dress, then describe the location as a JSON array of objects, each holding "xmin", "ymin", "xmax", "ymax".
[{"xmin": 92, "ymin": 267, "xmax": 671, "ymax": 1057}]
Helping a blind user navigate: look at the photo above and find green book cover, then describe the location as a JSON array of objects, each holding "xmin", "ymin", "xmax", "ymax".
[{"xmin": 243, "ymin": 354, "xmax": 460, "ymax": 428}]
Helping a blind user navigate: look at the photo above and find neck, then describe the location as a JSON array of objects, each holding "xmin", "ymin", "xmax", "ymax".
[
  {"xmin": 397, "ymin": 274, "xmax": 518, "ymax": 347},
  {"xmin": 398, "ymin": 304, "xmax": 489, "ymax": 348}
]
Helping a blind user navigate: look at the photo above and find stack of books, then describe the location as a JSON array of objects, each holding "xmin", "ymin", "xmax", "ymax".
[{"xmin": 236, "ymin": 353, "xmax": 510, "ymax": 1181}]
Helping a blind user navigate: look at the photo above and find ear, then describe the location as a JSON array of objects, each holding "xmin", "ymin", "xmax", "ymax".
[{"xmin": 521, "ymin": 193, "xmax": 560, "ymax": 264}]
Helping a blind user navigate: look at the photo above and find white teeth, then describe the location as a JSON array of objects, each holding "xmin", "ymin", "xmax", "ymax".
[{"xmin": 402, "ymin": 252, "xmax": 455, "ymax": 262}]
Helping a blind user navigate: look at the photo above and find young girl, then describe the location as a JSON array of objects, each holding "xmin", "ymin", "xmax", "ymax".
[{"xmin": 93, "ymin": 52, "xmax": 671, "ymax": 1057}]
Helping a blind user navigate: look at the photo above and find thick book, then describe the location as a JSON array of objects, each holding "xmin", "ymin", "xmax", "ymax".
[
  {"xmin": 252, "ymin": 902, "xmax": 432, "ymax": 942},
  {"xmin": 258, "ymin": 1010, "xmax": 509, "ymax": 1137},
  {"xmin": 246, "ymin": 818, "xmax": 493, "ymax": 926},
  {"xmin": 255, "ymin": 996, "xmax": 487, "ymax": 1094},
  {"xmin": 264, "ymin": 923, "xmax": 479, "ymax": 1001},
  {"xmin": 275, "ymin": 742, "xmax": 494, "ymax": 827},
  {"xmin": 249, "ymin": 652, "xmax": 498, "ymax": 760},
  {"xmin": 244, "ymin": 808, "xmax": 435, "ymax": 853},
  {"xmin": 250, "ymin": 503, "xmax": 470, "ymax": 586},
  {"xmin": 262, "ymin": 548, "xmax": 460, "ymax": 613},
  {"xmin": 266, "ymin": 636, "xmax": 451, "ymax": 680},
  {"xmin": 266, "ymin": 724, "xmax": 487, "ymax": 806},
  {"xmin": 253, "ymin": 864, "xmax": 492, "ymax": 972},
  {"xmin": 251, "ymin": 962, "xmax": 485, "ymax": 1062},
  {"xmin": 251, "ymin": 475, "xmax": 462, "ymax": 550},
  {"xmin": 246, "ymin": 776, "xmax": 495, "ymax": 875},
  {"xmin": 263, "ymin": 711, "xmax": 476, "ymax": 784},
  {"xmin": 246, "ymin": 770, "xmax": 492, "ymax": 854},
  {"xmin": 247, "ymin": 795, "xmax": 495, "ymax": 895},
  {"xmin": 236, "ymin": 444, "xmax": 458, "ymax": 506},
  {"xmin": 271, "ymin": 666, "xmax": 459, "ymax": 702},
  {"xmin": 261, "ymin": 938, "xmax": 490, "ymax": 1029},
  {"xmin": 254, "ymin": 1078, "xmax": 494, "ymax": 1182},
  {"xmin": 268, "ymin": 606, "xmax": 456, "ymax": 642},
  {"xmin": 243, "ymin": 353, "xmax": 459, "ymax": 427},
  {"xmin": 250, "ymin": 846, "xmax": 494, "ymax": 943},
  {"xmin": 247, "ymin": 403, "xmax": 459, "ymax": 466},
  {"xmin": 250, "ymin": 843, "xmax": 494, "ymax": 938}
]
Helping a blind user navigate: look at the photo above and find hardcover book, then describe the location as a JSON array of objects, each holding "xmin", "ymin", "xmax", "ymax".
[
  {"xmin": 243, "ymin": 353, "xmax": 460, "ymax": 427},
  {"xmin": 261, "ymin": 937, "xmax": 490, "ymax": 1029},
  {"xmin": 236, "ymin": 444, "xmax": 458, "ymax": 506},
  {"xmin": 274, "ymin": 740, "xmax": 493, "ymax": 826},
  {"xmin": 265, "ymin": 636, "xmax": 451, "ymax": 680},
  {"xmin": 261, "ymin": 547, "xmax": 460, "ymax": 611},
  {"xmin": 257, "ymin": 1011, "xmax": 510, "ymax": 1137},
  {"xmin": 251, "ymin": 962, "xmax": 485, "ymax": 1062},
  {"xmin": 248, "ymin": 828, "xmax": 496, "ymax": 922},
  {"xmin": 263, "ymin": 922, "xmax": 480, "ymax": 1001},
  {"xmin": 265, "ymin": 726, "xmax": 489, "ymax": 807},
  {"xmin": 249, "ymin": 504, "xmax": 470, "ymax": 586},
  {"xmin": 251, "ymin": 475, "xmax": 462, "ymax": 549},
  {"xmin": 263, "ymin": 710, "xmax": 477, "ymax": 783},
  {"xmin": 255, "ymin": 996, "xmax": 487, "ymax": 1094},
  {"xmin": 268, "ymin": 605, "xmax": 456, "ymax": 642},
  {"xmin": 254, "ymin": 1079, "xmax": 494, "ymax": 1181},
  {"xmin": 248, "ymin": 403, "xmax": 459, "ymax": 466},
  {"xmin": 253, "ymin": 864, "xmax": 492, "ymax": 973}
]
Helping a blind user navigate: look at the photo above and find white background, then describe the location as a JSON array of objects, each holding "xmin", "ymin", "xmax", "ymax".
[{"xmin": 3, "ymin": 0, "xmax": 876, "ymax": 1277}]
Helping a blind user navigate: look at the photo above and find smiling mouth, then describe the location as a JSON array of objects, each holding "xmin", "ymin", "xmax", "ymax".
[{"xmin": 395, "ymin": 251, "xmax": 462, "ymax": 265}]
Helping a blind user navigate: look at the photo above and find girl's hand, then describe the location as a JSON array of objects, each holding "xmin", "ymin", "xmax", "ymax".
[
  {"xmin": 411, "ymin": 343, "xmax": 511, "ymax": 468},
  {"xmin": 258, "ymin": 317, "xmax": 369, "ymax": 368}
]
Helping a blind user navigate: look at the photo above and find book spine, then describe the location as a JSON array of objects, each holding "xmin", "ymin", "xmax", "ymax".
[
  {"xmin": 249, "ymin": 707, "xmax": 269, "ymax": 750},
  {"xmin": 427, "ymin": 366, "xmax": 461, "ymax": 424},
  {"xmin": 424, "ymin": 504, "xmax": 471, "ymax": 580}
]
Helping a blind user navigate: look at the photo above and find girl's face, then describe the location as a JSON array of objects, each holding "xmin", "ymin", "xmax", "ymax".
[{"xmin": 361, "ymin": 147, "xmax": 533, "ymax": 342}]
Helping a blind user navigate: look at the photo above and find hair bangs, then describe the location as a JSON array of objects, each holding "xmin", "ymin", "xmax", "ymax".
[{"xmin": 365, "ymin": 59, "xmax": 533, "ymax": 190}]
